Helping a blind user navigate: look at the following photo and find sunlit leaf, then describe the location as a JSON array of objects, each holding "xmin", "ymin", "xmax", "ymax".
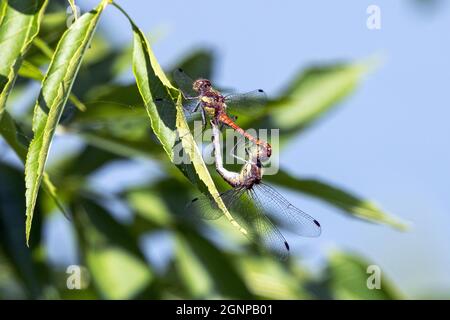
[
  {"xmin": 174, "ymin": 236, "xmax": 214, "ymax": 297},
  {"xmin": 18, "ymin": 59, "xmax": 86, "ymax": 111},
  {"xmin": 175, "ymin": 229, "xmax": 252, "ymax": 299},
  {"xmin": 121, "ymin": 6, "xmax": 250, "ymax": 238},
  {"xmin": 87, "ymin": 247, "xmax": 152, "ymax": 300},
  {"xmin": 71, "ymin": 198, "xmax": 152, "ymax": 300},
  {"xmin": 25, "ymin": 0, "xmax": 109, "ymax": 245},
  {"xmin": 126, "ymin": 189, "xmax": 173, "ymax": 227},
  {"xmin": 237, "ymin": 256, "xmax": 310, "ymax": 299},
  {"xmin": 0, "ymin": 0, "xmax": 48, "ymax": 121},
  {"xmin": 269, "ymin": 61, "xmax": 372, "ymax": 133},
  {"xmin": 326, "ymin": 251, "xmax": 403, "ymax": 299}
]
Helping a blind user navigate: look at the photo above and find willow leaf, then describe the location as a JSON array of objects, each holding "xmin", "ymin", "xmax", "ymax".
[
  {"xmin": 24, "ymin": 0, "xmax": 109, "ymax": 245},
  {"xmin": 0, "ymin": 111, "xmax": 66, "ymax": 218},
  {"xmin": 327, "ymin": 251, "xmax": 404, "ymax": 299},
  {"xmin": 124, "ymin": 7, "xmax": 249, "ymax": 237},
  {"xmin": 19, "ymin": 59, "xmax": 86, "ymax": 111},
  {"xmin": 270, "ymin": 61, "xmax": 372, "ymax": 133},
  {"xmin": 0, "ymin": 0, "xmax": 48, "ymax": 121},
  {"xmin": 265, "ymin": 170, "xmax": 408, "ymax": 230}
]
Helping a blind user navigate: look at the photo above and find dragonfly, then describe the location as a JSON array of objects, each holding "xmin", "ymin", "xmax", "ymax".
[
  {"xmin": 168, "ymin": 68, "xmax": 272, "ymax": 157},
  {"xmin": 188, "ymin": 120, "xmax": 321, "ymax": 259}
]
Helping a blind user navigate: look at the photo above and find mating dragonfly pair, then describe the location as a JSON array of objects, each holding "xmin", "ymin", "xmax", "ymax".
[{"xmin": 169, "ymin": 69, "xmax": 321, "ymax": 259}]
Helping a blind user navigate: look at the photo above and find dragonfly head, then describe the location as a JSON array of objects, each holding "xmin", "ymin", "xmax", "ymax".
[
  {"xmin": 254, "ymin": 143, "xmax": 271, "ymax": 162},
  {"xmin": 193, "ymin": 79, "xmax": 212, "ymax": 93}
]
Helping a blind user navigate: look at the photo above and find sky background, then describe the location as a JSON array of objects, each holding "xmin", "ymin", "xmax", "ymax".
[{"xmin": 36, "ymin": 0, "xmax": 450, "ymax": 298}]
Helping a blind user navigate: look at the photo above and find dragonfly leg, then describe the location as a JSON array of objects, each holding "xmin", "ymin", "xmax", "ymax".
[
  {"xmin": 192, "ymin": 101, "xmax": 201, "ymax": 113},
  {"xmin": 201, "ymin": 108, "xmax": 207, "ymax": 131},
  {"xmin": 230, "ymin": 137, "xmax": 253, "ymax": 165}
]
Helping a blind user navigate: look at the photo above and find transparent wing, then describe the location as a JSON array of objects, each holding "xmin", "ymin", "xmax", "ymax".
[
  {"xmin": 252, "ymin": 183, "xmax": 321, "ymax": 237},
  {"xmin": 187, "ymin": 187, "xmax": 291, "ymax": 260},
  {"xmin": 152, "ymin": 97, "xmax": 201, "ymax": 123},
  {"xmin": 222, "ymin": 188, "xmax": 290, "ymax": 260},
  {"xmin": 224, "ymin": 89, "xmax": 268, "ymax": 113},
  {"xmin": 187, "ymin": 189, "xmax": 239, "ymax": 220},
  {"xmin": 173, "ymin": 68, "xmax": 197, "ymax": 98}
]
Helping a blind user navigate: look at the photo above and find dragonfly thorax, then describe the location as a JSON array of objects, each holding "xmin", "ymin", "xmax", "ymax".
[
  {"xmin": 238, "ymin": 161, "xmax": 263, "ymax": 189},
  {"xmin": 200, "ymin": 90, "xmax": 227, "ymax": 118}
]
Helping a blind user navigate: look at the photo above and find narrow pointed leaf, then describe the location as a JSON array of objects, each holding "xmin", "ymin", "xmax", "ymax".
[
  {"xmin": 19, "ymin": 59, "xmax": 86, "ymax": 111},
  {"xmin": 0, "ymin": 111, "xmax": 68, "ymax": 224},
  {"xmin": 265, "ymin": 169, "xmax": 408, "ymax": 230},
  {"xmin": 327, "ymin": 251, "xmax": 403, "ymax": 299},
  {"xmin": 269, "ymin": 61, "xmax": 372, "ymax": 133},
  {"xmin": 24, "ymin": 0, "xmax": 109, "ymax": 245},
  {"xmin": 126, "ymin": 10, "xmax": 249, "ymax": 237}
]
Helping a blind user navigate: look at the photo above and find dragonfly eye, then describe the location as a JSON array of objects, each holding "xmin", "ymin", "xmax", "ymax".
[{"xmin": 203, "ymin": 80, "xmax": 211, "ymax": 89}]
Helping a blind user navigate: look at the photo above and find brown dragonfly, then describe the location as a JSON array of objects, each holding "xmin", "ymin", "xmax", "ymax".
[
  {"xmin": 188, "ymin": 120, "xmax": 321, "ymax": 259},
  {"xmin": 167, "ymin": 68, "xmax": 272, "ymax": 157}
]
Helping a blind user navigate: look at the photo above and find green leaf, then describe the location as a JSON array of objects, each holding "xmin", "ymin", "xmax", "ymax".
[
  {"xmin": 171, "ymin": 49, "xmax": 215, "ymax": 80},
  {"xmin": 86, "ymin": 247, "xmax": 152, "ymax": 300},
  {"xmin": 269, "ymin": 61, "xmax": 372, "ymax": 133},
  {"xmin": 18, "ymin": 60, "xmax": 43, "ymax": 81},
  {"xmin": 121, "ymin": 6, "xmax": 250, "ymax": 238},
  {"xmin": 0, "ymin": 110, "xmax": 28, "ymax": 159},
  {"xmin": 131, "ymin": 22, "xmax": 177, "ymax": 158},
  {"xmin": 18, "ymin": 59, "xmax": 87, "ymax": 111},
  {"xmin": 175, "ymin": 229, "xmax": 252, "ymax": 298},
  {"xmin": 0, "ymin": 110, "xmax": 69, "ymax": 224},
  {"xmin": 71, "ymin": 198, "xmax": 152, "ymax": 300},
  {"xmin": 326, "ymin": 251, "xmax": 403, "ymax": 299},
  {"xmin": 237, "ymin": 256, "xmax": 310, "ymax": 299},
  {"xmin": 265, "ymin": 169, "xmax": 408, "ymax": 230},
  {"xmin": 0, "ymin": 0, "xmax": 48, "ymax": 121},
  {"xmin": 24, "ymin": 0, "xmax": 109, "ymax": 245}
]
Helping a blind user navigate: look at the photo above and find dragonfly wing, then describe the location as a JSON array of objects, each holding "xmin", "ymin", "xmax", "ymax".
[
  {"xmin": 152, "ymin": 97, "xmax": 201, "ymax": 123},
  {"xmin": 253, "ymin": 183, "xmax": 322, "ymax": 237},
  {"xmin": 224, "ymin": 89, "xmax": 268, "ymax": 115},
  {"xmin": 187, "ymin": 189, "xmax": 242, "ymax": 220},
  {"xmin": 201, "ymin": 187, "xmax": 289, "ymax": 259},
  {"xmin": 173, "ymin": 68, "xmax": 197, "ymax": 98},
  {"xmin": 246, "ymin": 188, "xmax": 290, "ymax": 260}
]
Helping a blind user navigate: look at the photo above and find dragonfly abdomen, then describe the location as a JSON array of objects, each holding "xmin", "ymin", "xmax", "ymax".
[{"xmin": 217, "ymin": 113, "xmax": 272, "ymax": 157}]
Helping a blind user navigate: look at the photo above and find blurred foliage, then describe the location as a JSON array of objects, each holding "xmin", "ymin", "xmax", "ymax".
[{"xmin": 0, "ymin": 0, "xmax": 409, "ymax": 299}]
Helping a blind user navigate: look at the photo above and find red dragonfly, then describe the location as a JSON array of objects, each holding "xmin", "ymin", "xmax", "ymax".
[{"xmin": 169, "ymin": 68, "xmax": 272, "ymax": 157}]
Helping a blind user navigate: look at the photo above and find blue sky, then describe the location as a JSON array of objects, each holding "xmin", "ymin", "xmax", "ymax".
[{"xmin": 43, "ymin": 0, "xmax": 450, "ymax": 297}]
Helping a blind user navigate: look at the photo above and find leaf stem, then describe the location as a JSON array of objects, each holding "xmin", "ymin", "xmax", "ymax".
[{"xmin": 111, "ymin": 1, "xmax": 135, "ymax": 26}]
